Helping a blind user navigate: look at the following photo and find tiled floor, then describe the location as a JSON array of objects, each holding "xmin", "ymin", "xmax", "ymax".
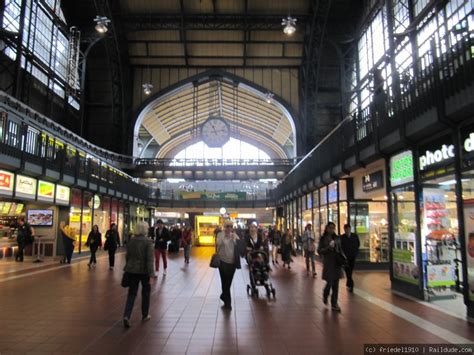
[{"xmin": 0, "ymin": 247, "xmax": 473, "ymax": 355}]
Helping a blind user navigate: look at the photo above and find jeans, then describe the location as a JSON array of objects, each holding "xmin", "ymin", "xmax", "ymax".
[
  {"xmin": 108, "ymin": 248, "xmax": 116, "ymax": 267},
  {"xmin": 89, "ymin": 246, "xmax": 98, "ymax": 264},
  {"xmin": 304, "ymin": 250, "xmax": 316, "ymax": 273},
  {"xmin": 155, "ymin": 248, "xmax": 167, "ymax": 271},
  {"xmin": 345, "ymin": 258, "xmax": 356, "ymax": 288},
  {"xmin": 123, "ymin": 273, "xmax": 151, "ymax": 319},
  {"xmin": 16, "ymin": 241, "xmax": 25, "ymax": 261},
  {"xmin": 323, "ymin": 279, "xmax": 340, "ymax": 306},
  {"xmin": 271, "ymin": 243, "xmax": 279, "ymax": 262},
  {"xmin": 184, "ymin": 245, "xmax": 191, "ymax": 262},
  {"xmin": 218, "ymin": 261, "xmax": 236, "ymax": 306}
]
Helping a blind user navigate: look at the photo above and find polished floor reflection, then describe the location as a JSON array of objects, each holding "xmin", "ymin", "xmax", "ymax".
[{"xmin": 0, "ymin": 247, "xmax": 472, "ymax": 355}]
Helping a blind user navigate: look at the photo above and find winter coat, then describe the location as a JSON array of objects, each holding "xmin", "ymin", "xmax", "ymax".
[
  {"xmin": 318, "ymin": 232, "xmax": 345, "ymax": 281},
  {"xmin": 86, "ymin": 231, "xmax": 102, "ymax": 249},
  {"xmin": 124, "ymin": 235, "xmax": 155, "ymax": 277},
  {"xmin": 341, "ymin": 233, "xmax": 360, "ymax": 260},
  {"xmin": 105, "ymin": 229, "xmax": 120, "ymax": 250},
  {"xmin": 154, "ymin": 227, "xmax": 170, "ymax": 250}
]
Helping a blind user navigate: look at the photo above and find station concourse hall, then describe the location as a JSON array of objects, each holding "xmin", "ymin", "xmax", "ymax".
[{"xmin": 0, "ymin": 0, "xmax": 474, "ymax": 354}]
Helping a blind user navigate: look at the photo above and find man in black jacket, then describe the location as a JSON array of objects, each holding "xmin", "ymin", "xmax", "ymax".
[
  {"xmin": 154, "ymin": 220, "xmax": 170, "ymax": 275},
  {"xmin": 340, "ymin": 224, "xmax": 360, "ymax": 292}
]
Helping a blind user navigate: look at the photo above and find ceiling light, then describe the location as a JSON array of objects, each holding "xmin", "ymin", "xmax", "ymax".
[
  {"xmin": 265, "ymin": 92, "xmax": 274, "ymax": 104},
  {"xmin": 282, "ymin": 16, "xmax": 297, "ymax": 35},
  {"xmin": 142, "ymin": 83, "xmax": 153, "ymax": 95},
  {"xmin": 94, "ymin": 16, "xmax": 111, "ymax": 33}
]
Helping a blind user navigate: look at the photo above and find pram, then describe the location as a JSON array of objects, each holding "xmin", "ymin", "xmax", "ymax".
[{"xmin": 246, "ymin": 250, "xmax": 276, "ymax": 298}]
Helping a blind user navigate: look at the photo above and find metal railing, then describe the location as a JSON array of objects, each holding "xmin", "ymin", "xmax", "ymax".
[{"xmin": 135, "ymin": 158, "xmax": 298, "ymax": 167}]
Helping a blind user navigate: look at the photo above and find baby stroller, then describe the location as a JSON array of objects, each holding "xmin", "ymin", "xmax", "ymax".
[{"xmin": 246, "ymin": 250, "xmax": 276, "ymax": 298}]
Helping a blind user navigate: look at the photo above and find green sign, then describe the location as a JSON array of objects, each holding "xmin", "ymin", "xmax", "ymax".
[
  {"xmin": 393, "ymin": 248, "xmax": 419, "ymax": 285},
  {"xmin": 393, "ymin": 248, "xmax": 413, "ymax": 263},
  {"xmin": 390, "ymin": 151, "xmax": 414, "ymax": 187}
]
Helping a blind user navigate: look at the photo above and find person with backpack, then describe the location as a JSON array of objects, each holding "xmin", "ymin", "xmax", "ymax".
[
  {"xmin": 104, "ymin": 223, "xmax": 120, "ymax": 270},
  {"xmin": 16, "ymin": 215, "xmax": 34, "ymax": 262},
  {"xmin": 122, "ymin": 221, "xmax": 155, "ymax": 328}
]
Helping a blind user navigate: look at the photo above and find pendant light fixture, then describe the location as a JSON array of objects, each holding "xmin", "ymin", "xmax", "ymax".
[
  {"xmin": 282, "ymin": 16, "xmax": 297, "ymax": 35},
  {"xmin": 94, "ymin": 16, "xmax": 111, "ymax": 34}
]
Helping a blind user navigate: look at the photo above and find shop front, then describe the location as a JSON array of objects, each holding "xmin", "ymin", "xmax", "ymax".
[
  {"xmin": 387, "ymin": 129, "xmax": 474, "ymax": 318},
  {"xmin": 0, "ymin": 169, "xmax": 71, "ymax": 260},
  {"xmin": 350, "ymin": 160, "xmax": 389, "ymax": 264}
]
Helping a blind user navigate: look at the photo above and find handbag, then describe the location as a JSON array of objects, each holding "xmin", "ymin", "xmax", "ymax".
[
  {"xmin": 121, "ymin": 272, "xmax": 131, "ymax": 288},
  {"xmin": 103, "ymin": 239, "xmax": 109, "ymax": 251},
  {"xmin": 210, "ymin": 253, "xmax": 220, "ymax": 268}
]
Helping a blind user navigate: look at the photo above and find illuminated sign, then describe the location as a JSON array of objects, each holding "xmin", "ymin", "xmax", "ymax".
[
  {"xmin": 38, "ymin": 180, "xmax": 55, "ymax": 201},
  {"xmin": 0, "ymin": 170, "xmax": 14, "ymax": 193},
  {"xmin": 88, "ymin": 195, "xmax": 101, "ymax": 209},
  {"xmin": 55, "ymin": 185, "xmax": 70, "ymax": 204},
  {"xmin": 15, "ymin": 175, "xmax": 37, "ymax": 198},
  {"xmin": 362, "ymin": 170, "xmax": 384, "ymax": 192},
  {"xmin": 390, "ymin": 151, "xmax": 414, "ymax": 187},
  {"xmin": 419, "ymin": 144, "xmax": 455, "ymax": 171}
]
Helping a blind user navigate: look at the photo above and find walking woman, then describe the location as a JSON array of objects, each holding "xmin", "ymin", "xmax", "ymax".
[
  {"xmin": 105, "ymin": 223, "xmax": 120, "ymax": 270},
  {"xmin": 216, "ymin": 221, "xmax": 245, "ymax": 310},
  {"xmin": 318, "ymin": 222, "xmax": 346, "ymax": 312},
  {"xmin": 123, "ymin": 221, "xmax": 155, "ymax": 328},
  {"xmin": 271, "ymin": 229, "xmax": 281, "ymax": 265},
  {"xmin": 281, "ymin": 229, "xmax": 295, "ymax": 269},
  {"xmin": 181, "ymin": 226, "xmax": 193, "ymax": 264},
  {"xmin": 86, "ymin": 225, "xmax": 102, "ymax": 268},
  {"xmin": 302, "ymin": 224, "xmax": 317, "ymax": 277}
]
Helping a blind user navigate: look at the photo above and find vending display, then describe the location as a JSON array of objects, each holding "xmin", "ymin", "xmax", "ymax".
[{"xmin": 195, "ymin": 215, "xmax": 220, "ymax": 245}]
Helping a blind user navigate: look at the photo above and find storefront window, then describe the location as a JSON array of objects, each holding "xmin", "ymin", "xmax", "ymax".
[
  {"xmin": 339, "ymin": 202, "xmax": 348, "ymax": 235},
  {"xmin": 392, "ymin": 186, "xmax": 420, "ymax": 285},
  {"xmin": 328, "ymin": 203, "xmax": 338, "ymax": 232},
  {"xmin": 339, "ymin": 180, "xmax": 347, "ymax": 201},
  {"xmin": 320, "ymin": 187, "xmax": 328, "ymax": 236},
  {"xmin": 421, "ymin": 175, "xmax": 459, "ymax": 296},
  {"xmin": 312, "ymin": 190, "xmax": 320, "ymax": 238},
  {"xmin": 81, "ymin": 192, "xmax": 93, "ymax": 251},
  {"xmin": 350, "ymin": 201, "xmax": 389, "ymax": 262},
  {"xmin": 462, "ymin": 172, "xmax": 474, "ymax": 301}
]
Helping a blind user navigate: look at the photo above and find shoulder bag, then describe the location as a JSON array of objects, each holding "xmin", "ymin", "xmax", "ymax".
[
  {"xmin": 121, "ymin": 272, "xmax": 131, "ymax": 288},
  {"xmin": 210, "ymin": 236, "xmax": 221, "ymax": 268}
]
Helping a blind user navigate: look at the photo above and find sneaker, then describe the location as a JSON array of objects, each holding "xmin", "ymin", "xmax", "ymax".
[
  {"xmin": 123, "ymin": 317, "xmax": 131, "ymax": 328},
  {"xmin": 331, "ymin": 305, "xmax": 341, "ymax": 312},
  {"xmin": 142, "ymin": 315, "xmax": 151, "ymax": 322},
  {"xmin": 313, "ymin": 273, "xmax": 317, "ymax": 278},
  {"xmin": 163, "ymin": 269, "xmax": 167, "ymax": 275},
  {"xmin": 109, "ymin": 266, "xmax": 114, "ymax": 270}
]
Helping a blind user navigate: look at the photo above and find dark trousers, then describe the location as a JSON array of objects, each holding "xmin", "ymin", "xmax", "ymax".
[
  {"xmin": 218, "ymin": 261, "xmax": 236, "ymax": 306},
  {"xmin": 123, "ymin": 273, "xmax": 151, "ymax": 319},
  {"xmin": 89, "ymin": 246, "xmax": 98, "ymax": 264},
  {"xmin": 108, "ymin": 248, "xmax": 116, "ymax": 267},
  {"xmin": 16, "ymin": 241, "xmax": 25, "ymax": 261},
  {"xmin": 63, "ymin": 236, "xmax": 74, "ymax": 264},
  {"xmin": 323, "ymin": 279, "xmax": 340, "ymax": 306},
  {"xmin": 345, "ymin": 258, "xmax": 356, "ymax": 288}
]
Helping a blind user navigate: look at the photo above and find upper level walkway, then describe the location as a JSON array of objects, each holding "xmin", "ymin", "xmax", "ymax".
[
  {"xmin": 133, "ymin": 158, "xmax": 296, "ymax": 181},
  {"xmin": 0, "ymin": 248, "xmax": 472, "ymax": 355}
]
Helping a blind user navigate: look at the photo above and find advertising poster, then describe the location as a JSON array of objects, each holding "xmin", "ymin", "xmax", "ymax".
[
  {"xmin": 463, "ymin": 199, "xmax": 474, "ymax": 300},
  {"xmin": 56, "ymin": 185, "xmax": 70, "ymax": 204},
  {"xmin": 15, "ymin": 175, "xmax": 37, "ymax": 198},
  {"xmin": 426, "ymin": 264, "xmax": 456, "ymax": 287},
  {"xmin": 390, "ymin": 151, "xmax": 414, "ymax": 187},
  {"xmin": 38, "ymin": 180, "xmax": 55, "ymax": 201},
  {"xmin": 393, "ymin": 232, "xmax": 419, "ymax": 285},
  {"xmin": 0, "ymin": 170, "xmax": 14, "ymax": 193}
]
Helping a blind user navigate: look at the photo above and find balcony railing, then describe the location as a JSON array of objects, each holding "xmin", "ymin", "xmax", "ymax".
[{"xmin": 135, "ymin": 158, "xmax": 297, "ymax": 167}]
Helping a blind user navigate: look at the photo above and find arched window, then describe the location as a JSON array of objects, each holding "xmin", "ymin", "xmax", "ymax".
[{"xmin": 173, "ymin": 138, "xmax": 271, "ymax": 161}]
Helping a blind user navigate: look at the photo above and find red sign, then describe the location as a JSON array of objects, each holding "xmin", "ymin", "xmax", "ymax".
[{"xmin": 0, "ymin": 172, "xmax": 13, "ymax": 190}]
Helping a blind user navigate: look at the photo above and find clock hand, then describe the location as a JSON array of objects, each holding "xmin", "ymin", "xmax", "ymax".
[{"xmin": 211, "ymin": 124, "xmax": 218, "ymax": 135}]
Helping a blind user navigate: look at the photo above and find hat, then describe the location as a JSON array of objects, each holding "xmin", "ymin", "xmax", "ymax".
[{"xmin": 157, "ymin": 219, "xmax": 164, "ymax": 224}]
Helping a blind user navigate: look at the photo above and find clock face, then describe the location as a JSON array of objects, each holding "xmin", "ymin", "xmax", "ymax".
[{"xmin": 201, "ymin": 116, "xmax": 231, "ymax": 147}]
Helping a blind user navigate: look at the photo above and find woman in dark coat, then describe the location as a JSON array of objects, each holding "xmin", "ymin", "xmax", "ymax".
[
  {"xmin": 86, "ymin": 225, "xmax": 102, "ymax": 268},
  {"xmin": 318, "ymin": 222, "xmax": 346, "ymax": 312}
]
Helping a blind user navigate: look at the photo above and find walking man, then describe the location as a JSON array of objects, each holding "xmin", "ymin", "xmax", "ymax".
[{"xmin": 340, "ymin": 223, "xmax": 360, "ymax": 292}]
